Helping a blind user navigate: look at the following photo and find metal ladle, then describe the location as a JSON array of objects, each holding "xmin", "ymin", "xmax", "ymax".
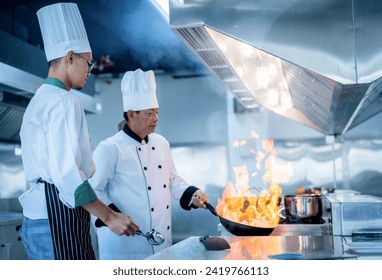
[{"xmin": 135, "ymin": 229, "xmax": 165, "ymax": 245}]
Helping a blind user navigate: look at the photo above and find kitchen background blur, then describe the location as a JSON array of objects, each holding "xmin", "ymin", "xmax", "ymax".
[{"xmin": 1, "ymin": 0, "xmax": 382, "ymax": 259}]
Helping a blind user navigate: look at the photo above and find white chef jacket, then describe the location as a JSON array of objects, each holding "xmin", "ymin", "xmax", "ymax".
[
  {"xmin": 19, "ymin": 78, "xmax": 96, "ymax": 219},
  {"xmin": 89, "ymin": 127, "xmax": 191, "ymax": 259}
]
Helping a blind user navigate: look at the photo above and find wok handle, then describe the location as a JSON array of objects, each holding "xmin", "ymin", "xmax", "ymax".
[{"xmin": 204, "ymin": 202, "xmax": 218, "ymax": 216}]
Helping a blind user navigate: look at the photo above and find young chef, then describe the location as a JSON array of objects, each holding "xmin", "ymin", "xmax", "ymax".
[
  {"xmin": 18, "ymin": 2, "xmax": 138, "ymax": 260},
  {"xmin": 89, "ymin": 69, "xmax": 209, "ymax": 259}
]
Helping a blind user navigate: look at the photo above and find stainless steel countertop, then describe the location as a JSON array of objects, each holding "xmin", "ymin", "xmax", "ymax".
[
  {"xmin": 147, "ymin": 192, "xmax": 382, "ymax": 260},
  {"xmin": 0, "ymin": 212, "xmax": 23, "ymax": 226},
  {"xmin": 145, "ymin": 235, "xmax": 382, "ymax": 260}
]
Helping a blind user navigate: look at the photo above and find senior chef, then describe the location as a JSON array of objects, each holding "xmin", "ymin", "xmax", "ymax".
[
  {"xmin": 89, "ymin": 69, "xmax": 209, "ymax": 260},
  {"xmin": 18, "ymin": 3, "xmax": 137, "ymax": 260}
]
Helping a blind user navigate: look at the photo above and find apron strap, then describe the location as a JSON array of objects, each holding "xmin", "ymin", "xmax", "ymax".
[{"xmin": 44, "ymin": 181, "xmax": 95, "ymax": 260}]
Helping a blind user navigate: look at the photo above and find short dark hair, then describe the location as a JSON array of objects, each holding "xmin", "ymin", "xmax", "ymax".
[
  {"xmin": 123, "ymin": 111, "xmax": 140, "ymax": 122},
  {"xmin": 118, "ymin": 120, "xmax": 125, "ymax": 131},
  {"xmin": 48, "ymin": 57, "xmax": 62, "ymax": 69}
]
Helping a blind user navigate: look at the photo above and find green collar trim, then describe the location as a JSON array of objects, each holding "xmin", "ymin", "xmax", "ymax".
[{"xmin": 45, "ymin": 77, "xmax": 66, "ymax": 90}]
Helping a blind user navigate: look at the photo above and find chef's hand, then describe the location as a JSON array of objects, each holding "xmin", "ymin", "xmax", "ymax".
[
  {"xmin": 191, "ymin": 189, "xmax": 208, "ymax": 208},
  {"xmin": 105, "ymin": 212, "xmax": 139, "ymax": 236},
  {"xmin": 83, "ymin": 199, "xmax": 138, "ymax": 236}
]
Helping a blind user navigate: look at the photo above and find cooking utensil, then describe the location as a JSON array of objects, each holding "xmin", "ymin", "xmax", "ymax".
[
  {"xmin": 135, "ymin": 229, "xmax": 165, "ymax": 245},
  {"xmin": 94, "ymin": 212, "xmax": 164, "ymax": 245},
  {"xmin": 199, "ymin": 235, "xmax": 231, "ymax": 250},
  {"xmin": 204, "ymin": 202, "xmax": 275, "ymax": 236},
  {"xmin": 283, "ymin": 194, "xmax": 323, "ymax": 219}
]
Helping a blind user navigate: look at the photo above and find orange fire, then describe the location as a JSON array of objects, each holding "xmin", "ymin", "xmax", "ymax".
[{"xmin": 216, "ymin": 136, "xmax": 293, "ymax": 228}]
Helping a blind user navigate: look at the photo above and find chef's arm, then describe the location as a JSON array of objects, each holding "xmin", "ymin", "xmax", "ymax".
[
  {"xmin": 89, "ymin": 143, "xmax": 116, "ymax": 206},
  {"xmin": 94, "ymin": 203, "xmax": 121, "ymax": 228},
  {"xmin": 180, "ymin": 186, "xmax": 208, "ymax": 210},
  {"xmin": 82, "ymin": 198, "xmax": 138, "ymax": 236},
  {"xmin": 46, "ymin": 96, "xmax": 94, "ymax": 208}
]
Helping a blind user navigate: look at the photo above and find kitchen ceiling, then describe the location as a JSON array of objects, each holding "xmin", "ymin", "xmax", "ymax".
[
  {"xmin": 0, "ymin": 0, "xmax": 207, "ymax": 76},
  {"xmin": 3, "ymin": 0, "xmax": 382, "ymax": 138}
]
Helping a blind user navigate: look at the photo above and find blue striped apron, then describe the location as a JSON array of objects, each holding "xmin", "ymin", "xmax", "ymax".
[{"xmin": 43, "ymin": 180, "xmax": 95, "ymax": 260}]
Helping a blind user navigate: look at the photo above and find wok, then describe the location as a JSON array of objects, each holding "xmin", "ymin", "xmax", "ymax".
[{"xmin": 204, "ymin": 202, "xmax": 275, "ymax": 236}]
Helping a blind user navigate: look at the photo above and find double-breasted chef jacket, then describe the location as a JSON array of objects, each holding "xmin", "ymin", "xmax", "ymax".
[{"xmin": 89, "ymin": 124, "xmax": 198, "ymax": 259}]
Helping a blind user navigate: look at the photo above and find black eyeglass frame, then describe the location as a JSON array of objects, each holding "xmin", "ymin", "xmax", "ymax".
[{"xmin": 74, "ymin": 53, "xmax": 95, "ymax": 72}]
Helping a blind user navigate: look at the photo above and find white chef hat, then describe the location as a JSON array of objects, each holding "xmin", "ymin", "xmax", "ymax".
[
  {"xmin": 121, "ymin": 69, "xmax": 159, "ymax": 112},
  {"xmin": 37, "ymin": 2, "xmax": 92, "ymax": 62}
]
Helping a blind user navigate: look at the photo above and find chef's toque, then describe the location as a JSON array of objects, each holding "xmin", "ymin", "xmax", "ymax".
[
  {"xmin": 121, "ymin": 69, "xmax": 159, "ymax": 112},
  {"xmin": 37, "ymin": 2, "xmax": 92, "ymax": 62}
]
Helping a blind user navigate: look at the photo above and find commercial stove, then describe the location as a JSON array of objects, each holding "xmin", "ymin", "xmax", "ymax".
[
  {"xmin": 327, "ymin": 192, "xmax": 382, "ymax": 257},
  {"xmin": 218, "ymin": 193, "xmax": 333, "ymax": 237},
  {"xmin": 147, "ymin": 190, "xmax": 382, "ymax": 260}
]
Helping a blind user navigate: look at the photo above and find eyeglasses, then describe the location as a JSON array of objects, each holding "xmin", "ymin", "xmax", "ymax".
[{"xmin": 74, "ymin": 53, "xmax": 95, "ymax": 72}]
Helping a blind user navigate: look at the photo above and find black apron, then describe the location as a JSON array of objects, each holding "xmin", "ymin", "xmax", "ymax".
[{"xmin": 43, "ymin": 180, "xmax": 95, "ymax": 260}]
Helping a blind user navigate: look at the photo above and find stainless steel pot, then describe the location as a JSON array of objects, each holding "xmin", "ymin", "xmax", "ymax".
[{"xmin": 283, "ymin": 194, "xmax": 323, "ymax": 219}]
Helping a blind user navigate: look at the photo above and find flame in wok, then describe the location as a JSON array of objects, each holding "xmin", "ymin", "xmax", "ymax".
[{"xmin": 217, "ymin": 137, "xmax": 293, "ymax": 228}]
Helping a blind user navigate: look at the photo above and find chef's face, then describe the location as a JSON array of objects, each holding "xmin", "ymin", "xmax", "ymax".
[
  {"xmin": 71, "ymin": 52, "xmax": 93, "ymax": 90},
  {"xmin": 131, "ymin": 108, "xmax": 159, "ymax": 138}
]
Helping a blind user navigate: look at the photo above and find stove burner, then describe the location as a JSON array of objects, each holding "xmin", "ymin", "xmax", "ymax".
[{"xmin": 280, "ymin": 216, "xmax": 325, "ymax": 224}]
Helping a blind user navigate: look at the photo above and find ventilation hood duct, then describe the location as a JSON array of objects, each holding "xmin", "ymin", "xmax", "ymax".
[
  {"xmin": 0, "ymin": 91, "xmax": 30, "ymax": 144},
  {"xmin": 167, "ymin": 0, "xmax": 382, "ymax": 135},
  {"xmin": 0, "ymin": 30, "xmax": 101, "ymax": 144}
]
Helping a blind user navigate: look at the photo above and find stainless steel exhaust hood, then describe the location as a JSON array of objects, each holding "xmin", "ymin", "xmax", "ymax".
[{"xmin": 168, "ymin": 0, "xmax": 382, "ymax": 135}]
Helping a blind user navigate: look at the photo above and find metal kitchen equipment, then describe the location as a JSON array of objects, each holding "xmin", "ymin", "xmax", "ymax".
[
  {"xmin": 282, "ymin": 194, "xmax": 324, "ymax": 219},
  {"xmin": 168, "ymin": 0, "xmax": 382, "ymax": 135},
  {"xmin": 135, "ymin": 229, "xmax": 165, "ymax": 246},
  {"xmin": 326, "ymin": 193, "xmax": 382, "ymax": 236},
  {"xmin": 204, "ymin": 202, "xmax": 275, "ymax": 236},
  {"xmin": 0, "ymin": 212, "xmax": 27, "ymax": 260},
  {"xmin": 218, "ymin": 191, "xmax": 382, "ymax": 238}
]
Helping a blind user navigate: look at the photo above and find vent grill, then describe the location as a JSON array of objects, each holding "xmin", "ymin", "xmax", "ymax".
[
  {"xmin": 0, "ymin": 104, "xmax": 24, "ymax": 143},
  {"xmin": 174, "ymin": 26, "xmax": 258, "ymax": 109}
]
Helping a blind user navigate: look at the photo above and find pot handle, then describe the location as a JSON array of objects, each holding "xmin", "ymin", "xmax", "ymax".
[
  {"xmin": 278, "ymin": 207, "xmax": 286, "ymax": 219},
  {"xmin": 204, "ymin": 202, "xmax": 218, "ymax": 216}
]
